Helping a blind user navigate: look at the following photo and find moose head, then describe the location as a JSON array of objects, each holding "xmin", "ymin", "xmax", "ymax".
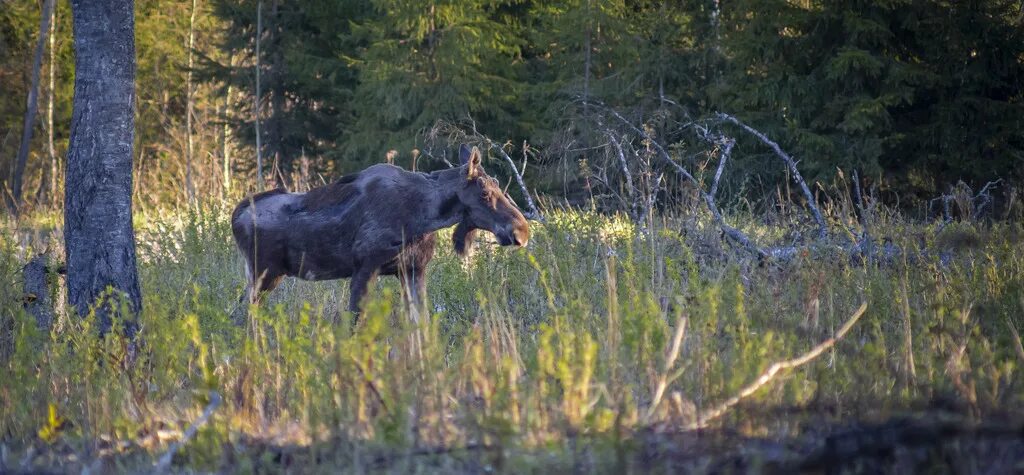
[{"xmin": 452, "ymin": 144, "xmax": 530, "ymax": 256}]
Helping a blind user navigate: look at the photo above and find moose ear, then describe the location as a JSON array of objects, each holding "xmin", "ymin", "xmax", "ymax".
[
  {"xmin": 466, "ymin": 147, "xmax": 482, "ymax": 178},
  {"xmin": 459, "ymin": 144, "xmax": 472, "ymax": 166}
]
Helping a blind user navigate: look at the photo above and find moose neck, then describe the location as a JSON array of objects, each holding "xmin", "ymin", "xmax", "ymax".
[{"xmin": 422, "ymin": 167, "xmax": 468, "ymax": 232}]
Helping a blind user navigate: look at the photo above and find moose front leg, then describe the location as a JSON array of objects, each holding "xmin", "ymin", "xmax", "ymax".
[
  {"xmin": 349, "ymin": 237, "xmax": 408, "ymax": 326},
  {"xmin": 397, "ymin": 265, "xmax": 428, "ymax": 324},
  {"xmin": 348, "ymin": 265, "xmax": 380, "ymax": 325}
]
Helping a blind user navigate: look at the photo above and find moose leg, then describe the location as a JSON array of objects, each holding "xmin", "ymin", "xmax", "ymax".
[
  {"xmin": 348, "ymin": 266, "xmax": 380, "ymax": 325},
  {"xmin": 233, "ymin": 267, "xmax": 284, "ymax": 325},
  {"xmin": 252, "ymin": 271, "xmax": 284, "ymax": 305},
  {"xmin": 398, "ymin": 265, "xmax": 428, "ymax": 323}
]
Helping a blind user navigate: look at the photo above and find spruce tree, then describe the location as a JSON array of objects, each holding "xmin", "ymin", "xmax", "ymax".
[
  {"xmin": 343, "ymin": 0, "xmax": 525, "ymax": 169},
  {"xmin": 207, "ymin": 0, "xmax": 367, "ymax": 184},
  {"xmin": 718, "ymin": 0, "xmax": 1024, "ymax": 195}
]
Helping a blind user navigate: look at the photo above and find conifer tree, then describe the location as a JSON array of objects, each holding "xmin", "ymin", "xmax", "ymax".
[
  {"xmin": 343, "ymin": 0, "xmax": 525, "ymax": 169},
  {"xmin": 208, "ymin": 0, "xmax": 367, "ymax": 184},
  {"xmin": 717, "ymin": 0, "xmax": 1024, "ymax": 194}
]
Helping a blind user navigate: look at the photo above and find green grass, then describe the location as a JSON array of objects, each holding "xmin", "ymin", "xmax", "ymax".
[{"xmin": 1, "ymin": 201, "xmax": 1023, "ymax": 473}]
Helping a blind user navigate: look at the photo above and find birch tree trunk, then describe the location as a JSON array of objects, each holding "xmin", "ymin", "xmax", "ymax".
[
  {"xmin": 8, "ymin": 0, "xmax": 55, "ymax": 215},
  {"xmin": 47, "ymin": 1, "xmax": 58, "ymax": 207},
  {"xmin": 221, "ymin": 54, "xmax": 233, "ymax": 198},
  {"xmin": 65, "ymin": 0, "xmax": 142, "ymax": 336},
  {"xmin": 582, "ymin": 0, "xmax": 591, "ymax": 116},
  {"xmin": 185, "ymin": 0, "xmax": 198, "ymax": 206},
  {"xmin": 254, "ymin": 0, "xmax": 264, "ymax": 191},
  {"xmin": 269, "ymin": 0, "xmax": 285, "ymax": 189}
]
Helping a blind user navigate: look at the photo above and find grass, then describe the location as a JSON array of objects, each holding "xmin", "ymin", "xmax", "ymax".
[{"xmin": 1, "ymin": 199, "xmax": 1023, "ymax": 473}]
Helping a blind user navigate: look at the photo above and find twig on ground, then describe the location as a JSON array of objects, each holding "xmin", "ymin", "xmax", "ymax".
[
  {"xmin": 154, "ymin": 391, "xmax": 222, "ymax": 473},
  {"xmin": 715, "ymin": 113, "xmax": 828, "ymax": 239},
  {"xmin": 646, "ymin": 313, "xmax": 688, "ymax": 422},
  {"xmin": 687, "ymin": 302, "xmax": 868, "ymax": 430}
]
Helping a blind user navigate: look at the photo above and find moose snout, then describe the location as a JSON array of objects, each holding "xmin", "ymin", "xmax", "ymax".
[
  {"xmin": 513, "ymin": 223, "xmax": 530, "ymax": 247},
  {"xmin": 496, "ymin": 221, "xmax": 529, "ymax": 248},
  {"xmin": 504, "ymin": 220, "xmax": 530, "ymax": 248}
]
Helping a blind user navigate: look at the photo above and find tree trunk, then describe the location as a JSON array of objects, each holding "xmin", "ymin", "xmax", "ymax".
[
  {"xmin": 582, "ymin": 0, "xmax": 591, "ymax": 115},
  {"xmin": 269, "ymin": 0, "xmax": 285, "ymax": 189},
  {"xmin": 47, "ymin": 1, "xmax": 58, "ymax": 207},
  {"xmin": 221, "ymin": 54, "xmax": 233, "ymax": 198},
  {"xmin": 23, "ymin": 255, "xmax": 55, "ymax": 331},
  {"xmin": 65, "ymin": 0, "xmax": 142, "ymax": 336},
  {"xmin": 254, "ymin": 0, "xmax": 264, "ymax": 191},
  {"xmin": 8, "ymin": 0, "xmax": 55, "ymax": 215},
  {"xmin": 185, "ymin": 0, "xmax": 198, "ymax": 206}
]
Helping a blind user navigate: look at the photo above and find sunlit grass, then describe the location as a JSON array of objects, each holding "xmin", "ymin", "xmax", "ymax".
[{"xmin": 1, "ymin": 202, "xmax": 1023, "ymax": 472}]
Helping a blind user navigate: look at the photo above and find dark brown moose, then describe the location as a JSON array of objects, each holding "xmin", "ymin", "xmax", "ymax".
[{"xmin": 231, "ymin": 144, "xmax": 530, "ymax": 321}]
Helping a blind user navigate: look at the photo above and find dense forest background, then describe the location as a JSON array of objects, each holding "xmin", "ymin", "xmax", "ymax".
[{"xmin": 1, "ymin": 0, "xmax": 1022, "ymax": 212}]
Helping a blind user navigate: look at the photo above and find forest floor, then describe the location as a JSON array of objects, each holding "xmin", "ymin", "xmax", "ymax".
[{"xmin": 1, "ymin": 201, "xmax": 1023, "ymax": 473}]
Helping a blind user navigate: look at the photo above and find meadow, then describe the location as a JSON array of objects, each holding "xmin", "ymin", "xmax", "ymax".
[{"xmin": 2, "ymin": 192, "xmax": 1023, "ymax": 473}]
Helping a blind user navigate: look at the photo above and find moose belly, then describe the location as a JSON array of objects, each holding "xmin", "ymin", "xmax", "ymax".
[{"xmin": 283, "ymin": 245, "xmax": 356, "ymax": 281}]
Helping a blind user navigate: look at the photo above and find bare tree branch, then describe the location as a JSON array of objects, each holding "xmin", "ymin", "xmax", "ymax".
[
  {"xmin": 716, "ymin": 113, "xmax": 828, "ymax": 239},
  {"xmin": 606, "ymin": 133, "xmax": 630, "ymax": 201},
  {"xmin": 601, "ymin": 105, "xmax": 768, "ymax": 257},
  {"xmin": 482, "ymin": 139, "xmax": 541, "ymax": 220},
  {"xmin": 154, "ymin": 391, "xmax": 222, "ymax": 473},
  {"xmin": 710, "ymin": 136, "xmax": 734, "ymax": 199},
  {"xmin": 607, "ymin": 133, "xmax": 636, "ymax": 216},
  {"xmin": 687, "ymin": 302, "xmax": 868, "ymax": 430},
  {"xmin": 646, "ymin": 313, "xmax": 688, "ymax": 422}
]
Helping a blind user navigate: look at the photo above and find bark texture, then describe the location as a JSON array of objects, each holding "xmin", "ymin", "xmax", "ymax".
[
  {"xmin": 65, "ymin": 0, "xmax": 141, "ymax": 335},
  {"xmin": 23, "ymin": 255, "xmax": 55, "ymax": 331}
]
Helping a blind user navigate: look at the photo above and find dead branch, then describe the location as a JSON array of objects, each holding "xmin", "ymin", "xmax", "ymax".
[
  {"xmin": 715, "ymin": 113, "xmax": 828, "ymax": 239},
  {"xmin": 852, "ymin": 171, "xmax": 870, "ymax": 239},
  {"xmin": 646, "ymin": 313, "xmax": 688, "ymax": 422},
  {"xmin": 431, "ymin": 118, "xmax": 542, "ymax": 220},
  {"xmin": 601, "ymin": 105, "xmax": 768, "ymax": 257},
  {"xmin": 687, "ymin": 302, "xmax": 868, "ymax": 430},
  {"xmin": 154, "ymin": 391, "xmax": 221, "ymax": 473},
  {"xmin": 482, "ymin": 139, "xmax": 542, "ymax": 220},
  {"xmin": 974, "ymin": 179, "xmax": 1003, "ymax": 217},
  {"xmin": 931, "ymin": 180, "xmax": 1003, "ymax": 232},
  {"xmin": 709, "ymin": 137, "xmax": 734, "ymax": 200},
  {"xmin": 607, "ymin": 133, "xmax": 637, "ymax": 218}
]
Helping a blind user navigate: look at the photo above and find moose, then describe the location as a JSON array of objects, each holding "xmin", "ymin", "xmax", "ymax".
[{"xmin": 231, "ymin": 144, "xmax": 530, "ymax": 321}]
